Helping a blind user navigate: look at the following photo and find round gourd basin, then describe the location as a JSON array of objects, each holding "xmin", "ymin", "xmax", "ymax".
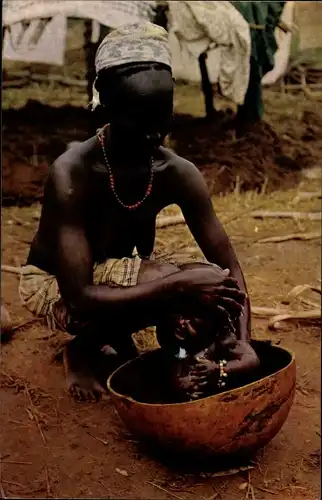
[{"xmin": 107, "ymin": 340, "xmax": 296, "ymax": 459}]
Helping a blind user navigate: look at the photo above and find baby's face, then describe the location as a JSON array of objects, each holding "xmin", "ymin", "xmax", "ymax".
[{"xmin": 171, "ymin": 315, "xmax": 215, "ymax": 353}]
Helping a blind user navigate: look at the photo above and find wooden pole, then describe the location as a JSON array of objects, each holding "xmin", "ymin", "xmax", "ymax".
[
  {"xmin": 83, "ymin": 19, "xmax": 96, "ymax": 106},
  {"xmin": 198, "ymin": 52, "xmax": 215, "ymax": 119},
  {"xmin": 2, "ymin": 27, "xmax": 5, "ymax": 52}
]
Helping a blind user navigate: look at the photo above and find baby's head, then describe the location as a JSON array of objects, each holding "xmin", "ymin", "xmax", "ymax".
[
  {"xmin": 163, "ymin": 262, "xmax": 233, "ymax": 354},
  {"xmin": 170, "ymin": 310, "xmax": 230, "ymax": 355},
  {"xmin": 144, "ymin": 258, "xmax": 237, "ymax": 354}
]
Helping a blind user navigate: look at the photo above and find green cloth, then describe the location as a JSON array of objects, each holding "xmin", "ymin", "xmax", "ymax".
[{"xmin": 231, "ymin": 1, "xmax": 285, "ymax": 122}]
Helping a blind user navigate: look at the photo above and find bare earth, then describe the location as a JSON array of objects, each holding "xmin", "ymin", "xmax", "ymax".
[{"xmin": 1, "ymin": 169, "xmax": 321, "ymax": 499}]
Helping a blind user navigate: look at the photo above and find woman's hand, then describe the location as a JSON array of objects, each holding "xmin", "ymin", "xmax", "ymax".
[{"xmin": 175, "ymin": 267, "xmax": 246, "ymax": 318}]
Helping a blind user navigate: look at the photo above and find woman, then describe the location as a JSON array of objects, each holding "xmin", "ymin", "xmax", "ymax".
[{"xmin": 20, "ymin": 23, "xmax": 254, "ymax": 401}]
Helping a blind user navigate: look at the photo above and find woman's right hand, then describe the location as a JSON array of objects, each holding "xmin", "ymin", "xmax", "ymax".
[{"xmin": 175, "ymin": 267, "xmax": 246, "ymax": 318}]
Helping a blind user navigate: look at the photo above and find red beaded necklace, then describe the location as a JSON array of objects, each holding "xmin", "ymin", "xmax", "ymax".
[{"xmin": 97, "ymin": 125, "xmax": 154, "ymax": 211}]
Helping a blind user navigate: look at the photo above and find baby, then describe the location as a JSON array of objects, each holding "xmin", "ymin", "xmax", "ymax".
[
  {"xmin": 170, "ymin": 322, "xmax": 260, "ymax": 401},
  {"xmin": 138, "ymin": 259, "xmax": 260, "ymax": 402}
]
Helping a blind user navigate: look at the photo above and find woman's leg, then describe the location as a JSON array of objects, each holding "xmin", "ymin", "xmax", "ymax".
[{"xmin": 64, "ymin": 317, "xmax": 139, "ymax": 402}]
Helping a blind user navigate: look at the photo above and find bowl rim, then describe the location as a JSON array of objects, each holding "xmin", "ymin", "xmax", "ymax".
[{"xmin": 106, "ymin": 342, "xmax": 296, "ymax": 408}]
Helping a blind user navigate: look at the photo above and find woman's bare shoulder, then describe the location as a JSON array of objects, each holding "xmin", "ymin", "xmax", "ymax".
[{"xmin": 158, "ymin": 146, "xmax": 197, "ymax": 175}]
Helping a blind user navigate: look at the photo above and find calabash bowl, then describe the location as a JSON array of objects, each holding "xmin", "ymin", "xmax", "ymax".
[{"xmin": 107, "ymin": 340, "xmax": 296, "ymax": 459}]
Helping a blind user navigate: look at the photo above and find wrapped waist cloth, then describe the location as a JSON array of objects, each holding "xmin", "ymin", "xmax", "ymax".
[{"xmin": 19, "ymin": 256, "xmax": 142, "ymax": 333}]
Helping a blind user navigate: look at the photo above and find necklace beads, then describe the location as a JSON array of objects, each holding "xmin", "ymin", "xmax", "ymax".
[{"xmin": 97, "ymin": 125, "xmax": 154, "ymax": 211}]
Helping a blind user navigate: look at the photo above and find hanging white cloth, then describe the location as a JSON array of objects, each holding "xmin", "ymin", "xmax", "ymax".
[
  {"xmin": 167, "ymin": 1, "xmax": 251, "ymax": 105},
  {"xmin": 262, "ymin": 2, "xmax": 295, "ymax": 86},
  {"xmin": 3, "ymin": 1, "xmax": 156, "ymax": 28},
  {"xmin": 3, "ymin": 1, "xmax": 157, "ymax": 66},
  {"xmin": 3, "ymin": 15, "xmax": 67, "ymax": 66}
]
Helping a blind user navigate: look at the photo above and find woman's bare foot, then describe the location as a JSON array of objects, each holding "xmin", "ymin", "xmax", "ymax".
[{"xmin": 63, "ymin": 336, "xmax": 121, "ymax": 402}]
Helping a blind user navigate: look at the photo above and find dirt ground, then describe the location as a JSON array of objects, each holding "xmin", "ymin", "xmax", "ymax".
[
  {"xmin": 1, "ymin": 176, "xmax": 321, "ymax": 499},
  {"xmin": 1, "ymin": 56, "xmax": 322, "ymax": 499},
  {"xmin": 2, "ymin": 88, "xmax": 322, "ymax": 205}
]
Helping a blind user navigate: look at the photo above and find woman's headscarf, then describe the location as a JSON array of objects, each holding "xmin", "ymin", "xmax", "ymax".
[{"xmin": 92, "ymin": 22, "xmax": 172, "ymax": 110}]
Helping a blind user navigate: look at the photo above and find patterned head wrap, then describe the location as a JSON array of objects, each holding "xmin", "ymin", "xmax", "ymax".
[
  {"xmin": 92, "ymin": 22, "xmax": 172, "ymax": 109},
  {"xmin": 95, "ymin": 22, "xmax": 172, "ymax": 73}
]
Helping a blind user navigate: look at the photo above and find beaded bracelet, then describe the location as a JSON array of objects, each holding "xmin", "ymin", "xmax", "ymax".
[{"xmin": 218, "ymin": 359, "xmax": 228, "ymax": 388}]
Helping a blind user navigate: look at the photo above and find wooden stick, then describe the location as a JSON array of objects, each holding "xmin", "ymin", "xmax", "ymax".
[
  {"xmin": 4, "ymin": 71, "xmax": 87, "ymax": 88},
  {"xmin": 250, "ymin": 211, "xmax": 321, "ymax": 221},
  {"xmin": 288, "ymin": 284, "xmax": 313, "ymax": 298},
  {"xmin": 210, "ymin": 465, "xmax": 254, "ymax": 478},
  {"xmin": 257, "ymin": 231, "xmax": 321, "ymax": 243},
  {"xmin": 255, "ymin": 485, "xmax": 278, "ymax": 495},
  {"xmin": 45, "ymin": 463, "xmax": 52, "ymax": 498},
  {"xmin": 1, "ymin": 460, "xmax": 33, "ymax": 465},
  {"xmin": 299, "ymin": 298, "xmax": 321, "ymax": 309},
  {"xmin": 148, "ymin": 481, "xmax": 183, "ymax": 500},
  {"xmin": 2, "ymin": 480, "xmax": 25, "ymax": 488},
  {"xmin": 156, "ymin": 209, "xmax": 322, "ymax": 229},
  {"xmin": 99, "ymin": 479, "xmax": 111, "ymax": 494},
  {"xmin": 24, "ymin": 384, "xmax": 47, "ymax": 445},
  {"xmin": 2, "ymin": 78, "xmax": 29, "ymax": 89},
  {"xmin": 155, "ymin": 204, "xmax": 262, "ymax": 229},
  {"xmin": 292, "ymin": 191, "xmax": 321, "ymax": 203},
  {"xmin": 252, "ymin": 307, "xmax": 287, "ymax": 317},
  {"xmin": 269, "ymin": 309, "xmax": 321, "ymax": 329},
  {"xmin": 287, "ymin": 284, "xmax": 321, "ymax": 298},
  {"xmin": 33, "ymin": 74, "xmax": 86, "ymax": 87},
  {"xmin": 245, "ymin": 470, "xmax": 255, "ymax": 500},
  {"xmin": 0, "ymin": 483, "xmax": 6, "ymax": 499},
  {"xmin": 156, "ymin": 214, "xmax": 185, "ymax": 228},
  {"xmin": 271, "ymin": 310, "xmax": 321, "ymax": 321},
  {"xmin": 284, "ymin": 83, "xmax": 322, "ymax": 90},
  {"xmin": 249, "ymin": 23, "xmax": 265, "ymax": 30},
  {"xmin": 253, "ymin": 305, "xmax": 321, "ymax": 320},
  {"xmin": 1, "ymin": 265, "xmax": 21, "ymax": 274},
  {"xmin": 87, "ymin": 432, "xmax": 108, "ymax": 446}
]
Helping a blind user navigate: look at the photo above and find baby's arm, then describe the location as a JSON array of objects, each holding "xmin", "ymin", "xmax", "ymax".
[
  {"xmin": 224, "ymin": 340, "xmax": 260, "ymax": 375},
  {"xmin": 190, "ymin": 334, "xmax": 259, "ymax": 396}
]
